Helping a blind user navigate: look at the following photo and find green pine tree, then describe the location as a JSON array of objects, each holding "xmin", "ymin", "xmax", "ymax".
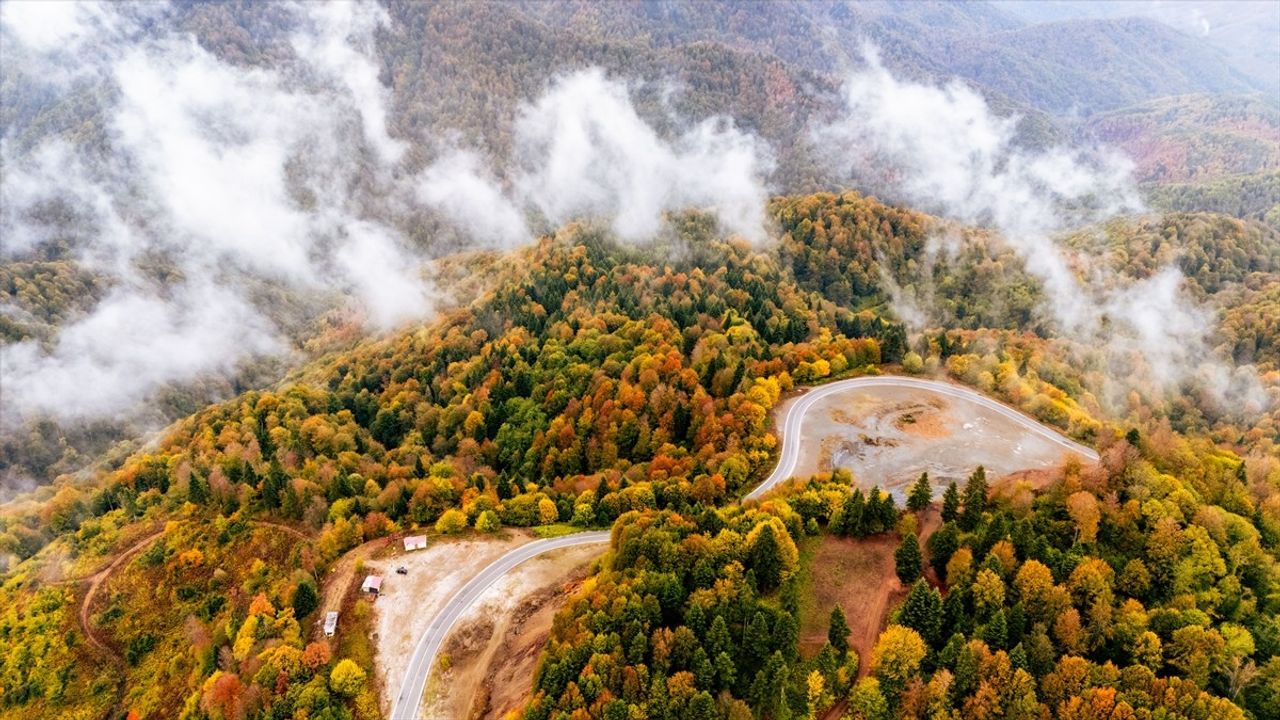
[
  {"xmin": 982, "ymin": 608, "xmax": 1008, "ymax": 650},
  {"xmin": 188, "ymin": 471, "xmax": 209, "ymax": 505},
  {"xmin": 828, "ymin": 605, "xmax": 851, "ymax": 657},
  {"xmin": 292, "ymin": 579, "xmax": 319, "ymax": 619},
  {"xmin": 899, "ymin": 579, "xmax": 943, "ymax": 647},
  {"xmin": 907, "ymin": 472, "xmax": 932, "ymax": 513},
  {"xmin": 960, "ymin": 466, "xmax": 988, "ymax": 530},
  {"xmin": 843, "ymin": 488, "xmax": 866, "ymax": 537},
  {"xmin": 707, "ymin": 615, "xmax": 733, "ymax": 658},
  {"xmin": 750, "ymin": 524, "xmax": 784, "ymax": 592},
  {"xmin": 926, "ymin": 522, "xmax": 959, "ymax": 578},
  {"xmin": 895, "ymin": 533, "xmax": 923, "ymax": 584},
  {"xmin": 941, "ymin": 481, "xmax": 961, "ymax": 522}
]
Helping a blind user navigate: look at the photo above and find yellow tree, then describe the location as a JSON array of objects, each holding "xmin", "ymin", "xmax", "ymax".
[
  {"xmin": 871, "ymin": 625, "xmax": 927, "ymax": 698},
  {"xmin": 1066, "ymin": 491, "xmax": 1100, "ymax": 544}
]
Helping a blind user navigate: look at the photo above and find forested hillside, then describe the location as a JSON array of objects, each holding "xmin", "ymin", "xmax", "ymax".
[
  {"xmin": 2, "ymin": 3, "xmax": 1279, "ymax": 720},
  {"xmin": 525, "ymin": 448, "xmax": 1280, "ymax": 719},
  {"xmin": 2, "ymin": 189, "xmax": 1279, "ymax": 719},
  {"xmin": 4, "ymin": 0, "xmax": 1276, "ymax": 496}
]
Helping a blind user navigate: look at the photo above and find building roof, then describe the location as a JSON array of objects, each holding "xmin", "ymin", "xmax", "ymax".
[
  {"xmin": 403, "ymin": 535, "xmax": 428, "ymax": 550},
  {"xmin": 361, "ymin": 575, "xmax": 383, "ymax": 591},
  {"xmin": 323, "ymin": 611, "xmax": 339, "ymax": 631}
]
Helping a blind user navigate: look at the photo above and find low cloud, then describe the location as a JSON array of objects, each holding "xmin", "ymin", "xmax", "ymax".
[
  {"xmin": 1, "ymin": 1, "xmax": 430, "ymax": 426},
  {"xmin": 1, "ymin": 2, "xmax": 777, "ymax": 436},
  {"xmin": 1, "ymin": 283, "xmax": 281, "ymax": 421},
  {"xmin": 513, "ymin": 69, "xmax": 773, "ymax": 244},
  {"xmin": 415, "ymin": 148, "xmax": 528, "ymax": 248},
  {"xmin": 816, "ymin": 46, "xmax": 1270, "ymax": 415},
  {"xmin": 418, "ymin": 69, "xmax": 775, "ymax": 248}
]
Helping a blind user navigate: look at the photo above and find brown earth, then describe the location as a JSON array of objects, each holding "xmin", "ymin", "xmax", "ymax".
[
  {"xmin": 895, "ymin": 403, "xmax": 948, "ymax": 439},
  {"xmin": 366, "ymin": 531, "xmax": 536, "ymax": 717},
  {"xmin": 799, "ymin": 507, "xmax": 942, "ymax": 676},
  {"xmin": 315, "ymin": 533, "xmax": 393, "ymax": 641},
  {"xmin": 420, "ymin": 542, "xmax": 602, "ymax": 720}
]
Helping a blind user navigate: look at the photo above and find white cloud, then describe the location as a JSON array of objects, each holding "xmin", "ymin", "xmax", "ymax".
[
  {"xmin": 290, "ymin": 1, "xmax": 406, "ymax": 164},
  {"xmin": 513, "ymin": 69, "xmax": 773, "ymax": 244},
  {"xmin": 0, "ymin": 282, "xmax": 281, "ymax": 420},
  {"xmin": 415, "ymin": 68, "xmax": 776, "ymax": 248},
  {"xmin": 1, "ymin": 0, "xmax": 431, "ymax": 426},
  {"xmin": 816, "ymin": 46, "xmax": 1269, "ymax": 412},
  {"xmin": 415, "ymin": 149, "xmax": 528, "ymax": 248},
  {"xmin": 0, "ymin": 0, "xmax": 114, "ymax": 53}
]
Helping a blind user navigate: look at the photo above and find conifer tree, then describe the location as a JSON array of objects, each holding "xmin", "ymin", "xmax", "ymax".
[
  {"xmin": 941, "ymin": 481, "xmax": 961, "ymax": 522},
  {"xmin": 898, "ymin": 579, "xmax": 943, "ymax": 647},
  {"xmin": 895, "ymin": 533, "xmax": 923, "ymax": 584},
  {"xmin": 960, "ymin": 466, "xmax": 988, "ymax": 530},
  {"xmin": 843, "ymin": 488, "xmax": 866, "ymax": 537},
  {"xmin": 907, "ymin": 472, "xmax": 932, "ymax": 513},
  {"xmin": 829, "ymin": 606, "xmax": 851, "ymax": 657},
  {"xmin": 750, "ymin": 524, "xmax": 784, "ymax": 591}
]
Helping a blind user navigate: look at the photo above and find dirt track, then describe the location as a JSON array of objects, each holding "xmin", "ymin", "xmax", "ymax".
[
  {"xmin": 79, "ymin": 520, "xmax": 311, "ymax": 657},
  {"xmin": 78, "ymin": 526, "xmax": 167, "ymax": 655}
]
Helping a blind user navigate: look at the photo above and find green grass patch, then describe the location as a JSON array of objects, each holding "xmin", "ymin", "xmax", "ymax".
[
  {"xmin": 531, "ymin": 523, "xmax": 582, "ymax": 538},
  {"xmin": 793, "ymin": 533, "xmax": 821, "ymax": 651}
]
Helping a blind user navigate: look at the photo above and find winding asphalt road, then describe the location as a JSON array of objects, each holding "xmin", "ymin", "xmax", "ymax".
[
  {"xmin": 389, "ymin": 530, "xmax": 611, "ymax": 720},
  {"xmin": 389, "ymin": 375, "xmax": 1097, "ymax": 717},
  {"xmin": 744, "ymin": 375, "xmax": 1099, "ymax": 501}
]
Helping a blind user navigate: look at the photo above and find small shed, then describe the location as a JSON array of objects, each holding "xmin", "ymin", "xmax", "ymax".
[
  {"xmin": 323, "ymin": 611, "xmax": 339, "ymax": 637},
  {"xmin": 361, "ymin": 575, "xmax": 383, "ymax": 595},
  {"xmin": 403, "ymin": 535, "xmax": 428, "ymax": 552}
]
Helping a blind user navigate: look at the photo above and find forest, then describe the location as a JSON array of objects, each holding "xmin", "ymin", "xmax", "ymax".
[
  {"xmin": 0, "ymin": 4, "xmax": 1278, "ymax": 719},
  {"xmin": 526, "ymin": 449, "xmax": 1279, "ymax": 720},
  {"xmin": 1, "ymin": 188, "xmax": 1278, "ymax": 719},
  {"xmin": 3, "ymin": 0, "xmax": 1277, "ymax": 496}
]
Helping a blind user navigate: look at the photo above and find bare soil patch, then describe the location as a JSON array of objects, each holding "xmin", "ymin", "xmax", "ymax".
[
  {"xmin": 781, "ymin": 382, "xmax": 1092, "ymax": 499},
  {"xmin": 800, "ymin": 508, "xmax": 941, "ymax": 676},
  {"xmin": 365, "ymin": 531, "xmax": 535, "ymax": 717},
  {"xmin": 895, "ymin": 403, "xmax": 947, "ymax": 439},
  {"xmin": 421, "ymin": 542, "xmax": 602, "ymax": 720},
  {"xmin": 315, "ymin": 535, "xmax": 391, "ymax": 640},
  {"xmin": 800, "ymin": 533, "xmax": 904, "ymax": 672}
]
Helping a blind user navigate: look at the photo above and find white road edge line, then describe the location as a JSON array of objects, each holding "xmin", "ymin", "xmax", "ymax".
[
  {"xmin": 745, "ymin": 375, "xmax": 1098, "ymax": 500},
  {"xmin": 389, "ymin": 531, "xmax": 611, "ymax": 720}
]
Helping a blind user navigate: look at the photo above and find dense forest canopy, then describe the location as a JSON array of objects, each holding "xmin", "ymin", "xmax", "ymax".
[
  {"xmin": 2, "ymin": 0, "xmax": 1277, "ymax": 495},
  {"xmin": 1, "ymin": 2, "xmax": 1279, "ymax": 720}
]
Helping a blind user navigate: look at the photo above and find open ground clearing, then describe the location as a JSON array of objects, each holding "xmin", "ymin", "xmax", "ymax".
[
  {"xmin": 421, "ymin": 542, "xmax": 603, "ymax": 719},
  {"xmin": 363, "ymin": 531, "xmax": 537, "ymax": 716},
  {"xmin": 798, "ymin": 508, "xmax": 942, "ymax": 675},
  {"xmin": 775, "ymin": 378, "xmax": 1095, "ymax": 499}
]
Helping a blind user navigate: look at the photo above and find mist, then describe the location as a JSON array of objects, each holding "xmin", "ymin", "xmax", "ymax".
[
  {"xmin": 1, "ymin": 1, "xmax": 429, "ymax": 431},
  {"xmin": 815, "ymin": 46, "xmax": 1271, "ymax": 416},
  {"xmin": 418, "ymin": 69, "xmax": 774, "ymax": 247},
  {"xmin": 0, "ymin": 1, "xmax": 775, "ymax": 443}
]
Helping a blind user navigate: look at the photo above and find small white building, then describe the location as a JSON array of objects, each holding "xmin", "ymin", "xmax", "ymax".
[
  {"xmin": 403, "ymin": 535, "xmax": 428, "ymax": 552},
  {"xmin": 323, "ymin": 611, "xmax": 339, "ymax": 637},
  {"xmin": 361, "ymin": 575, "xmax": 383, "ymax": 595}
]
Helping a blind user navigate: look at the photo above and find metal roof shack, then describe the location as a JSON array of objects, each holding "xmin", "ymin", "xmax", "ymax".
[
  {"xmin": 323, "ymin": 611, "xmax": 339, "ymax": 637},
  {"xmin": 403, "ymin": 535, "xmax": 427, "ymax": 551},
  {"xmin": 361, "ymin": 575, "xmax": 383, "ymax": 595}
]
